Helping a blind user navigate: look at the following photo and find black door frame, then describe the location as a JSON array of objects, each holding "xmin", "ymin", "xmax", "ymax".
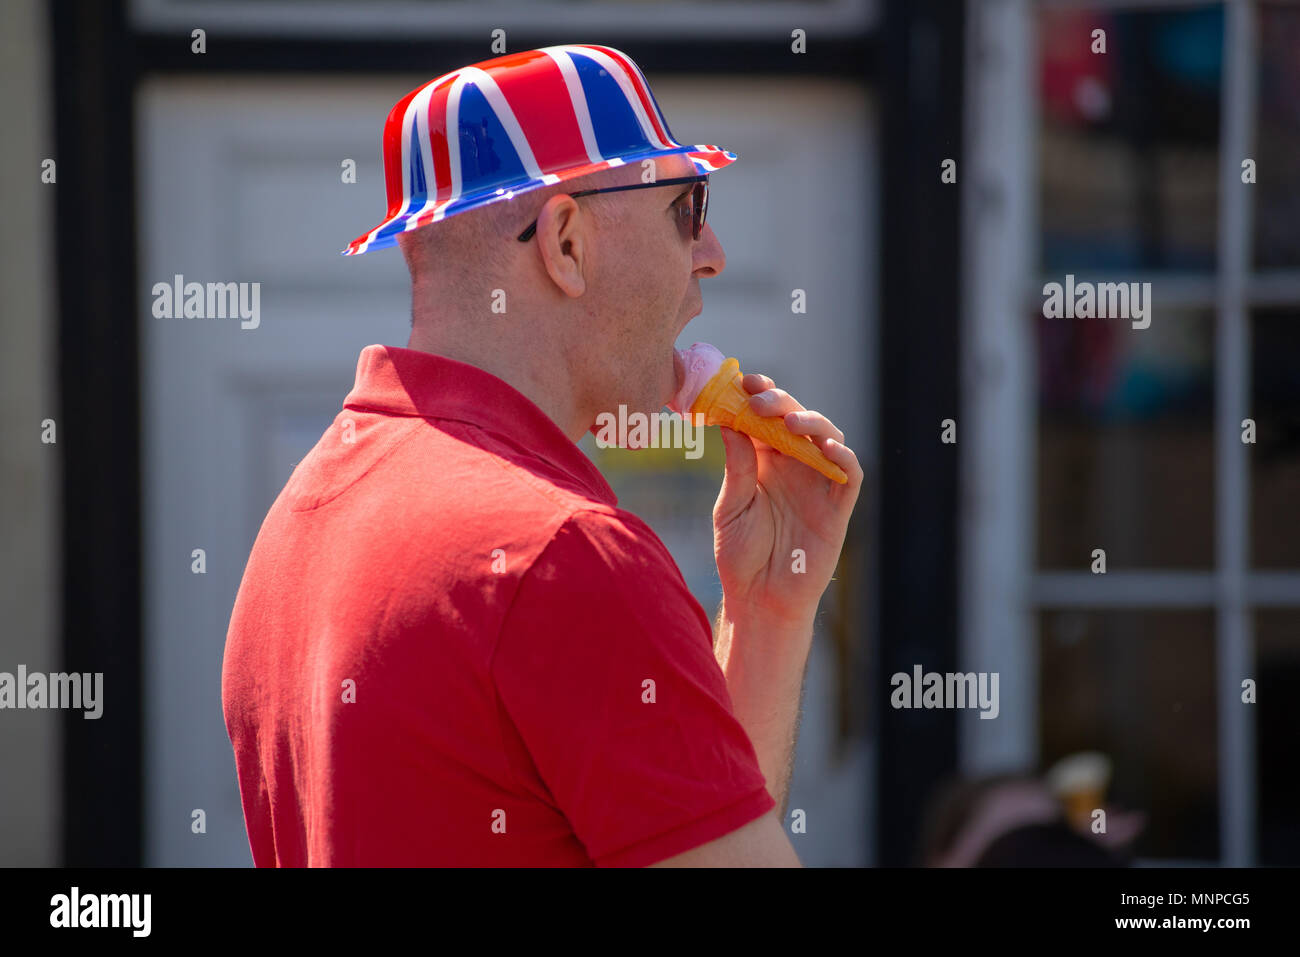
[{"xmin": 874, "ymin": 0, "xmax": 964, "ymax": 866}]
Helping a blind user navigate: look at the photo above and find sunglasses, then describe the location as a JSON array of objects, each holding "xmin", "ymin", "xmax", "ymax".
[{"xmin": 516, "ymin": 174, "xmax": 710, "ymax": 243}]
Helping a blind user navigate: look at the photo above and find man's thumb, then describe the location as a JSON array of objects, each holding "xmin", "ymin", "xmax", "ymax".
[{"xmin": 715, "ymin": 425, "xmax": 758, "ymax": 519}]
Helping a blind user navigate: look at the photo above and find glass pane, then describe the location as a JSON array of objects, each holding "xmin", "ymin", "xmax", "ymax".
[
  {"xmin": 1250, "ymin": 308, "xmax": 1300, "ymax": 568},
  {"xmin": 1037, "ymin": 307, "xmax": 1214, "ymax": 568},
  {"xmin": 1254, "ymin": 3, "xmax": 1300, "ymax": 269},
  {"xmin": 1039, "ymin": 5, "xmax": 1222, "ymax": 272},
  {"xmin": 1256, "ymin": 610, "xmax": 1300, "ymax": 866},
  {"xmin": 1039, "ymin": 609, "xmax": 1219, "ymax": 861}
]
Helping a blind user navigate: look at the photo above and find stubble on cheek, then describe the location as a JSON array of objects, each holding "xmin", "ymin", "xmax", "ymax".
[{"xmin": 599, "ymin": 228, "xmax": 687, "ymax": 416}]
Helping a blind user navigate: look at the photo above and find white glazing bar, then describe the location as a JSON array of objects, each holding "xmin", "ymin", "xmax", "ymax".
[
  {"xmin": 1215, "ymin": 0, "xmax": 1258, "ymax": 868},
  {"xmin": 1032, "ymin": 571, "xmax": 1300, "ymax": 609},
  {"xmin": 960, "ymin": 0, "xmax": 1036, "ymax": 773},
  {"xmin": 1043, "ymin": 0, "xmax": 1222, "ymax": 9},
  {"xmin": 1246, "ymin": 270, "xmax": 1300, "ymax": 306},
  {"xmin": 1247, "ymin": 573, "xmax": 1300, "ymax": 607},
  {"xmin": 1032, "ymin": 572, "xmax": 1216, "ymax": 607}
]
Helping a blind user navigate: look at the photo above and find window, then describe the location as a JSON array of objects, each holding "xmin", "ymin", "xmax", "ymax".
[{"xmin": 1030, "ymin": 1, "xmax": 1299, "ymax": 865}]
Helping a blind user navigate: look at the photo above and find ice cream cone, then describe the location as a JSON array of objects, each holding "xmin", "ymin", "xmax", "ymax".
[
  {"xmin": 689, "ymin": 357, "xmax": 848, "ymax": 484},
  {"xmin": 1047, "ymin": 751, "xmax": 1112, "ymax": 832},
  {"xmin": 1061, "ymin": 789, "xmax": 1105, "ymax": 831}
]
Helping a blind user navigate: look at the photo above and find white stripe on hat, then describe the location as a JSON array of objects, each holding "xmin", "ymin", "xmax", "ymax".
[
  {"xmin": 401, "ymin": 77, "xmax": 444, "ymax": 230},
  {"xmin": 540, "ymin": 47, "xmax": 606, "ymax": 167},
  {"xmin": 423, "ymin": 66, "xmax": 546, "ymax": 226},
  {"xmin": 457, "ymin": 66, "xmax": 546, "ymax": 183},
  {"xmin": 418, "ymin": 63, "xmax": 562, "ymax": 228},
  {"xmin": 427, "ymin": 71, "xmax": 470, "ymax": 226},
  {"xmin": 561, "ymin": 45, "xmax": 676, "ymax": 153},
  {"xmin": 620, "ymin": 52, "xmax": 677, "ymax": 143},
  {"xmin": 354, "ymin": 72, "xmax": 459, "ymax": 253}
]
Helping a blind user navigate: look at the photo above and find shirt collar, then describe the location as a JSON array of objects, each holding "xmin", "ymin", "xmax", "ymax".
[{"xmin": 343, "ymin": 344, "xmax": 617, "ymax": 506}]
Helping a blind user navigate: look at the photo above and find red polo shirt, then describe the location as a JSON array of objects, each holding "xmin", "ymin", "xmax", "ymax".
[{"xmin": 222, "ymin": 344, "xmax": 775, "ymax": 866}]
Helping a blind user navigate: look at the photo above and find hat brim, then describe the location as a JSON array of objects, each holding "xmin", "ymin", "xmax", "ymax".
[{"xmin": 341, "ymin": 144, "xmax": 736, "ymax": 256}]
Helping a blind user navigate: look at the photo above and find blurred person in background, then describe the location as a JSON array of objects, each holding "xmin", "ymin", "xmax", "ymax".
[{"xmin": 918, "ymin": 770, "xmax": 1145, "ymax": 867}]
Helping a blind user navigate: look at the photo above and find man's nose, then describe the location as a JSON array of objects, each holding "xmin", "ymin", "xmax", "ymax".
[{"xmin": 692, "ymin": 222, "xmax": 726, "ymax": 278}]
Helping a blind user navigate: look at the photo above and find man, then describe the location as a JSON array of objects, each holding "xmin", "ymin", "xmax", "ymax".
[{"xmin": 222, "ymin": 44, "xmax": 861, "ymax": 867}]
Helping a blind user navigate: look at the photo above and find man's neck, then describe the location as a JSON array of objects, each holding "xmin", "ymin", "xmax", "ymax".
[{"xmin": 405, "ymin": 327, "xmax": 590, "ymax": 442}]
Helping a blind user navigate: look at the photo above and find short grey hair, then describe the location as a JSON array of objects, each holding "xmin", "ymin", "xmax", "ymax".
[{"xmin": 396, "ymin": 169, "xmax": 622, "ymax": 286}]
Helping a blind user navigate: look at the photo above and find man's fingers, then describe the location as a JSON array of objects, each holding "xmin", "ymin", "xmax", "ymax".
[
  {"xmin": 713, "ymin": 426, "xmax": 758, "ymax": 523},
  {"xmin": 742, "ymin": 378, "xmax": 856, "ymax": 480},
  {"xmin": 817, "ymin": 436, "xmax": 864, "ymax": 488},
  {"xmin": 781, "ymin": 409, "xmax": 845, "ymax": 445},
  {"xmin": 747, "ymin": 387, "xmax": 803, "ymax": 417}
]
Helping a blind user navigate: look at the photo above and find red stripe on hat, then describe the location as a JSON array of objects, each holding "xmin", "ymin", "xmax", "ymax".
[
  {"xmin": 381, "ymin": 82, "xmax": 427, "ymax": 221},
  {"xmin": 424, "ymin": 78, "xmax": 456, "ymax": 206},
  {"xmin": 405, "ymin": 76, "xmax": 461, "ymax": 230},
  {"xmin": 488, "ymin": 51, "xmax": 590, "ymax": 175}
]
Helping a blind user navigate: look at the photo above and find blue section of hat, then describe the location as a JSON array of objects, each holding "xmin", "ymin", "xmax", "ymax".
[
  {"xmin": 407, "ymin": 119, "xmax": 428, "ymax": 207},
  {"xmin": 569, "ymin": 56, "xmax": 648, "ymax": 159},
  {"xmin": 456, "ymin": 82, "xmax": 525, "ymax": 193}
]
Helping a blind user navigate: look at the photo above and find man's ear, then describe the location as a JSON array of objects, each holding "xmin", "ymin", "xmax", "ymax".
[{"xmin": 535, "ymin": 194, "xmax": 588, "ymax": 298}]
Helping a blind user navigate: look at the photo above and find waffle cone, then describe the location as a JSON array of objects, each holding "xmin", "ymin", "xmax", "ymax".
[{"xmin": 689, "ymin": 358, "xmax": 848, "ymax": 484}]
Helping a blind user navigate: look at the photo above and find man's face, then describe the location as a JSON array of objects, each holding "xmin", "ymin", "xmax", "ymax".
[{"xmin": 580, "ymin": 156, "xmax": 727, "ymax": 425}]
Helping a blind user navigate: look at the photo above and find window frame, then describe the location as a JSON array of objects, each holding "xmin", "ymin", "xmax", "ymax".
[{"xmin": 964, "ymin": 0, "xmax": 1294, "ymax": 867}]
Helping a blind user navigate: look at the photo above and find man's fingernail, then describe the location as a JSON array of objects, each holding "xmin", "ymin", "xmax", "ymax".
[{"xmin": 752, "ymin": 393, "xmax": 773, "ymax": 408}]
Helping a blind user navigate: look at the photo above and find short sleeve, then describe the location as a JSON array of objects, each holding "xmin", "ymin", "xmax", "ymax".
[{"xmin": 491, "ymin": 507, "xmax": 776, "ymax": 867}]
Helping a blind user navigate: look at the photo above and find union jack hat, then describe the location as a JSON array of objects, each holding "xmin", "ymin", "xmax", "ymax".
[{"xmin": 343, "ymin": 44, "xmax": 737, "ymax": 256}]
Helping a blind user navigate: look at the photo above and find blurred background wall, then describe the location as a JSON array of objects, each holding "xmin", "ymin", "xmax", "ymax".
[{"xmin": 0, "ymin": 0, "xmax": 60, "ymax": 867}]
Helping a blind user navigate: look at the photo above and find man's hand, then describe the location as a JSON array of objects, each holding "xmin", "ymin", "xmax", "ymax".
[{"xmin": 712, "ymin": 372, "xmax": 863, "ymax": 626}]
